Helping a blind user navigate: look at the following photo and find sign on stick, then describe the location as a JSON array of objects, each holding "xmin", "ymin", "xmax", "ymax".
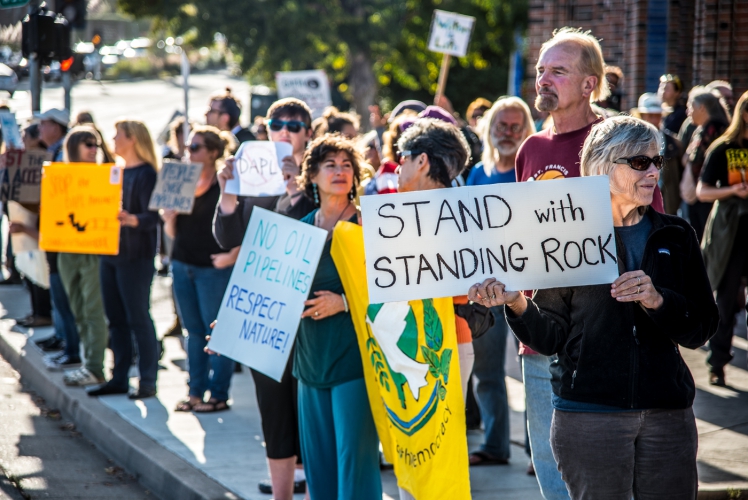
[
  {"xmin": 427, "ymin": 10, "xmax": 476, "ymax": 57},
  {"xmin": 207, "ymin": 207, "xmax": 327, "ymax": 381},
  {"xmin": 39, "ymin": 163, "xmax": 122, "ymax": 255},
  {"xmin": 148, "ymin": 161, "xmax": 202, "ymax": 214},
  {"xmin": 0, "ymin": 113, "xmax": 23, "ymax": 150},
  {"xmin": 276, "ymin": 70, "xmax": 332, "ymax": 119},
  {"xmin": 360, "ymin": 176, "xmax": 618, "ymax": 304},
  {"xmin": 223, "ymin": 141, "xmax": 292, "ymax": 197},
  {"xmin": 0, "ymin": 150, "xmax": 51, "ymax": 204}
]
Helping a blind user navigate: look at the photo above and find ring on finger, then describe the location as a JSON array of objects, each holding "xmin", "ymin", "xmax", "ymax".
[
  {"xmin": 491, "ymin": 294, "xmax": 496, "ymax": 299},
  {"xmin": 637, "ymin": 277, "xmax": 641, "ymax": 285},
  {"xmin": 314, "ymin": 311, "xmax": 319, "ymax": 317},
  {"xmin": 637, "ymin": 286, "xmax": 640, "ymax": 294}
]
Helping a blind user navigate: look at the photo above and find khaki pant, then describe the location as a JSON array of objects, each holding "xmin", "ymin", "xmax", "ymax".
[{"xmin": 58, "ymin": 253, "xmax": 107, "ymax": 379}]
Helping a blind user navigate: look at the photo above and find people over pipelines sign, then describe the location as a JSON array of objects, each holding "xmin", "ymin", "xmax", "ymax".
[{"xmin": 360, "ymin": 176, "xmax": 619, "ymax": 304}]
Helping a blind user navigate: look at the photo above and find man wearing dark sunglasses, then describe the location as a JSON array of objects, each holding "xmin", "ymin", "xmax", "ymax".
[
  {"xmin": 213, "ymin": 97, "xmax": 314, "ymax": 500},
  {"xmin": 206, "ymin": 88, "xmax": 255, "ymax": 151}
]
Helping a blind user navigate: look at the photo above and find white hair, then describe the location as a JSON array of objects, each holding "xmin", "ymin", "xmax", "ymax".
[{"xmin": 480, "ymin": 96, "xmax": 535, "ymax": 176}]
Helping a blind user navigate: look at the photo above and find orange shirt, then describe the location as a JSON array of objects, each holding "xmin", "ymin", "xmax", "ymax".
[{"xmin": 453, "ymin": 296, "xmax": 472, "ymax": 344}]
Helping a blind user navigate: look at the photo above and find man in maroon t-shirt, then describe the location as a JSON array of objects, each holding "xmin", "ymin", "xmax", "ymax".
[{"xmin": 512, "ymin": 28, "xmax": 664, "ymax": 500}]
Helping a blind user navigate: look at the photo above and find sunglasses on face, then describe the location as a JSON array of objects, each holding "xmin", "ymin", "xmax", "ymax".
[
  {"xmin": 83, "ymin": 141, "xmax": 98, "ymax": 148},
  {"xmin": 614, "ymin": 155, "xmax": 667, "ymax": 171},
  {"xmin": 267, "ymin": 119, "xmax": 307, "ymax": 133},
  {"xmin": 396, "ymin": 150, "xmax": 424, "ymax": 165},
  {"xmin": 188, "ymin": 143, "xmax": 205, "ymax": 152}
]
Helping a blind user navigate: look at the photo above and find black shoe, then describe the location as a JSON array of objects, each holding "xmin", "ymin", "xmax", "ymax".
[
  {"xmin": 36, "ymin": 337, "xmax": 65, "ymax": 352},
  {"xmin": 257, "ymin": 479, "xmax": 306, "ymax": 494},
  {"xmin": 0, "ymin": 276, "xmax": 23, "ymax": 286},
  {"xmin": 128, "ymin": 387, "xmax": 157, "ymax": 399},
  {"xmin": 45, "ymin": 354, "xmax": 82, "ymax": 370},
  {"xmin": 87, "ymin": 383, "xmax": 129, "ymax": 397},
  {"xmin": 709, "ymin": 367, "xmax": 726, "ymax": 387}
]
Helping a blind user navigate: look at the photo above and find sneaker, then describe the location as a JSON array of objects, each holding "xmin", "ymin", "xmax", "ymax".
[
  {"xmin": 63, "ymin": 368, "xmax": 104, "ymax": 387},
  {"xmin": 44, "ymin": 351, "xmax": 66, "ymax": 363},
  {"xmin": 36, "ymin": 337, "xmax": 65, "ymax": 352},
  {"xmin": 24, "ymin": 316, "xmax": 53, "ymax": 328},
  {"xmin": 44, "ymin": 354, "xmax": 81, "ymax": 371}
]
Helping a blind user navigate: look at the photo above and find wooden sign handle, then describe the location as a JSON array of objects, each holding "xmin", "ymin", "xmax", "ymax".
[{"xmin": 434, "ymin": 54, "xmax": 451, "ymax": 105}]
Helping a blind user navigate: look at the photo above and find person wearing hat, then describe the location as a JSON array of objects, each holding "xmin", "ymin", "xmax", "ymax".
[
  {"xmin": 35, "ymin": 108, "xmax": 69, "ymax": 161},
  {"xmin": 634, "ymin": 92, "xmax": 663, "ymax": 128}
]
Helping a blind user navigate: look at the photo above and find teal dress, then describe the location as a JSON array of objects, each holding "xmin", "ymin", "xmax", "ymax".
[{"xmin": 293, "ymin": 210, "xmax": 363, "ymax": 388}]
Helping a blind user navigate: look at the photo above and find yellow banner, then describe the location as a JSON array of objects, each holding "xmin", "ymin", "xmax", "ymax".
[
  {"xmin": 331, "ymin": 221, "xmax": 470, "ymax": 500},
  {"xmin": 39, "ymin": 163, "xmax": 122, "ymax": 255}
]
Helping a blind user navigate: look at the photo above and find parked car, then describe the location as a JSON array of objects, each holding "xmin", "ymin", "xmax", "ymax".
[{"xmin": 0, "ymin": 63, "xmax": 18, "ymax": 96}]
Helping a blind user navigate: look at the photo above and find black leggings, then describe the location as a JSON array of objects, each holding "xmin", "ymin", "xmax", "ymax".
[
  {"xmin": 250, "ymin": 350, "xmax": 302, "ymax": 461},
  {"xmin": 708, "ymin": 216, "xmax": 748, "ymax": 371}
]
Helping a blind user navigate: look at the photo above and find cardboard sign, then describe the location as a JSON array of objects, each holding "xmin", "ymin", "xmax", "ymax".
[
  {"xmin": 276, "ymin": 70, "xmax": 332, "ymax": 119},
  {"xmin": 0, "ymin": 113, "xmax": 23, "ymax": 150},
  {"xmin": 360, "ymin": 176, "xmax": 619, "ymax": 304},
  {"xmin": 0, "ymin": 150, "xmax": 51, "ymax": 203},
  {"xmin": 39, "ymin": 163, "xmax": 122, "ymax": 255},
  {"xmin": 148, "ymin": 161, "xmax": 202, "ymax": 214},
  {"xmin": 207, "ymin": 207, "xmax": 327, "ymax": 381},
  {"xmin": 7, "ymin": 201, "xmax": 38, "ymax": 253},
  {"xmin": 224, "ymin": 141, "xmax": 292, "ymax": 197},
  {"xmin": 427, "ymin": 10, "xmax": 476, "ymax": 57}
]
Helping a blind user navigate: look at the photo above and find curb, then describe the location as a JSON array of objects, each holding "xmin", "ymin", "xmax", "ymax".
[{"xmin": 0, "ymin": 324, "xmax": 239, "ymax": 500}]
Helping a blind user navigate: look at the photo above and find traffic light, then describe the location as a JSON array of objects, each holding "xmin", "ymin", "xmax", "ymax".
[
  {"xmin": 56, "ymin": 0, "xmax": 86, "ymax": 30},
  {"xmin": 22, "ymin": 9, "xmax": 71, "ymax": 65},
  {"xmin": 92, "ymin": 32, "xmax": 102, "ymax": 48}
]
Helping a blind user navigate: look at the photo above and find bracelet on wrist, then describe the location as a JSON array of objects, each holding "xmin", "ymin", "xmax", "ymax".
[{"xmin": 341, "ymin": 293, "xmax": 349, "ymax": 313}]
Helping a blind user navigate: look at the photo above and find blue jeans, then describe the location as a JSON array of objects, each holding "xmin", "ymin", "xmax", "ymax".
[
  {"xmin": 472, "ymin": 306, "xmax": 510, "ymax": 459},
  {"xmin": 49, "ymin": 272, "xmax": 80, "ymax": 359},
  {"xmin": 298, "ymin": 378, "xmax": 381, "ymax": 500},
  {"xmin": 523, "ymin": 354, "xmax": 570, "ymax": 500},
  {"xmin": 100, "ymin": 257, "xmax": 159, "ymax": 390},
  {"xmin": 171, "ymin": 260, "xmax": 234, "ymax": 401}
]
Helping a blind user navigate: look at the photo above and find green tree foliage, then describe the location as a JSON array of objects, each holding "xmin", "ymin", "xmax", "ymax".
[{"xmin": 118, "ymin": 0, "xmax": 527, "ymax": 117}]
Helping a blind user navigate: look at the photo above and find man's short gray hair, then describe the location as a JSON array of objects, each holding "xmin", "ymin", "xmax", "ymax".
[
  {"xmin": 397, "ymin": 118, "xmax": 470, "ymax": 187},
  {"xmin": 580, "ymin": 115, "xmax": 660, "ymax": 180}
]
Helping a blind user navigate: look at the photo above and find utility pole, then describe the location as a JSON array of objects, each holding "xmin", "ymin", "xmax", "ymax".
[{"xmin": 28, "ymin": 0, "xmax": 42, "ymax": 113}]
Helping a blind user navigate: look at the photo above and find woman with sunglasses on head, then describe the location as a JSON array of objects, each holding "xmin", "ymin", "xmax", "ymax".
[
  {"xmin": 469, "ymin": 116, "xmax": 718, "ymax": 499},
  {"xmin": 213, "ymin": 98, "xmax": 315, "ymax": 500},
  {"xmin": 88, "ymin": 120, "xmax": 161, "ymax": 400},
  {"xmin": 55, "ymin": 126, "xmax": 115, "ymax": 387},
  {"xmin": 162, "ymin": 126, "xmax": 239, "ymax": 413},
  {"xmin": 697, "ymin": 90, "xmax": 748, "ymax": 388}
]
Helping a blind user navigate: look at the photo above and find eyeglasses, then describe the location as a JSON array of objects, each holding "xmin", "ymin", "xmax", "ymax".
[
  {"xmin": 614, "ymin": 155, "xmax": 667, "ymax": 171},
  {"xmin": 396, "ymin": 150, "xmax": 424, "ymax": 165},
  {"xmin": 188, "ymin": 143, "xmax": 205, "ymax": 152},
  {"xmin": 206, "ymin": 107, "xmax": 223, "ymax": 116},
  {"xmin": 83, "ymin": 141, "xmax": 98, "ymax": 148},
  {"xmin": 494, "ymin": 123, "xmax": 523, "ymax": 135},
  {"xmin": 267, "ymin": 119, "xmax": 307, "ymax": 133}
]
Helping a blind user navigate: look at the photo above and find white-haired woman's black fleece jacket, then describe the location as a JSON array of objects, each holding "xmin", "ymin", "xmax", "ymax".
[{"xmin": 506, "ymin": 209, "xmax": 719, "ymax": 409}]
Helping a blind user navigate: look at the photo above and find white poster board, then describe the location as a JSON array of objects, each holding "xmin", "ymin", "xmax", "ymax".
[
  {"xmin": 276, "ymin": 70, "xmax": 332, "ymax": 119},
  {"xmin": 360, "ymin": 176, "xmax": 619, "ymax": 304},
  {"xmin": 148, "ymin": 161, "xmax": 202, "ymax": 214},
  {"xmin": 207, "ymin": 207, "xmax": 327, "ymax": 381},
  {"xmin": 224, "ymin": 141, "xmax": 292, "ymax": 197},
  {"xmin": 7, "ymin": 201, "xmax": 38, "ymax": 253},
  {"xmin": 427, "ymin": 10, "xmax": 476, "ymax": 57},
  {"xmin": 0, "ymin": 113, "xmax": 23, "ymax": 150}
]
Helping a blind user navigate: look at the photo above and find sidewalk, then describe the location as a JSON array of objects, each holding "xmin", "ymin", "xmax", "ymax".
[{"xmin": 0, "ymin": 276, "xmax": 746, "ymax": 499}]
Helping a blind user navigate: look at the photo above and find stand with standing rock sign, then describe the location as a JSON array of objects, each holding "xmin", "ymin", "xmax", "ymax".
[
  {"xmin": 360, "ymin": 176, "xmax": 619, "ymax": 304},
  {"xmin": 207, "ymin": 207, "xmax": 327, "ymax": 381}
]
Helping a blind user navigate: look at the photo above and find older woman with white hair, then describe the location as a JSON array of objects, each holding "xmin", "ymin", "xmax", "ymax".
[{"xmin": 468, "ymin": 115, "xmax": 718, "ymax": 499}]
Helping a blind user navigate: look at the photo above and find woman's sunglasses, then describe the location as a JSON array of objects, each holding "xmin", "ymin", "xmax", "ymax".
[
  {"xmin": 267, "ymin": 119, "xmax": 307, "ymax": 133},
  {"xmin": 395, "ymin": 150, "xmax": 424, "ymax": 165},
  {"xmin": 188, "ymin": 143, "xmax": 205, "ymax": 152},
  {"xmin": 614, "ymin": 155, "xmax": 667, "ymax": 171},
  {"xmin": 83, "ymin": 141, "xmax": 99, "ymax": 148}
]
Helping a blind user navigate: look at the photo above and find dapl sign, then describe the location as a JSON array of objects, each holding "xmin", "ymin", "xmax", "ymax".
[
  {"xmin": 148, "ymin": 161, "xmax": 201, "ymax": 214},
  {"xmin": 276, "ymin": 70, "xmax": 332, "ymax": 119},
  {"xmin": 39, "ymin": 163, "xmax": 122, "ymax": 255},
  {"xmin": 207, "ymin": 208, "xmax": 327, "ymax": 381},
  {"xmin": 0, "ymin": 150, "xmax": 52, "ymax": 203},
  {"xmin": 360, "ymin": 176, "xmax": 618, "ymax": 304},
  {"xmin": 427, "ymin": 10, "xmax": 476, "ymax": 57},
  {"xmin": 223, "ymin": 141, "xmax": 293, "ymax": 197}
]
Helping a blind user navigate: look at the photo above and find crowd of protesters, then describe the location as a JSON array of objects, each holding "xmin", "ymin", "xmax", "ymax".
[{"xmin": 0, "ymin": 24, "xmax": 745, "ymax": 500}]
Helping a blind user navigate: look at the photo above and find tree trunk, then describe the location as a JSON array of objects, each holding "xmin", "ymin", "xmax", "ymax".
[{"xmin": 349, "ymin": 50, "xmax": 377, "ymax": 132}]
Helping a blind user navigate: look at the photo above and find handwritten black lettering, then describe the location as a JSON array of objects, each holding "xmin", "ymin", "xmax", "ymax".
[
  {"xmin": 508, "ymin": 242, "xmax": 527, "ymax": 272},
  {"xmin": 582, "ymin": 238, "xmax": 599, "ymax": 265},
  {"xmin": 417, "ymin": 255, "xmax": 439, "ymax": 284},
  {"xmin": 458, "ymin": 249, "xmax": 478, "ymax": 278},
  {"xmin": 396, "ymin": 255, "xmax": 416, "ymax": 285},
  {"xmin": 564, "ymin": 241, "xmax": 583, "ymax": 269},
  {"xmin": 598, "ymin": 233, "xmax": 617, "ymax": 264},
  {"xmin": 373, "ymin": 257, "xmax": 396, "ymax": 288},
  {"xmin": 403, "ymin": 201, "xmax": 430, "ymax": 237},
  {"xmin": 483, "ymin": 195, "xmax": 512, "ymax": 228},
  {"xmin": 458, "ymin": 198, "xmax": 483, "ymax": 232},
  {"xmin": 436, "ymin": 251, "xmax": 459, "ymax": 280},
  {"xmin": 434, "ymin": 200, "xmax": 461, "ymax": 235},
  {"xmin": 541, "ymin": 238, "xmax": 564, "ymax": 272},
  {"xmin": 378, "ymin": 203, "xmax": 404, "ymax": 238}
]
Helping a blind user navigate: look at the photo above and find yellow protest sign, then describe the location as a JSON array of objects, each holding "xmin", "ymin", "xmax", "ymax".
[
  {"xmin": 39, "ymin": 163, "xmax": 122, "ymax": 255},
  {"xmin": 331, "ymin": 221, "xmax": 470, "ymax": 500}
]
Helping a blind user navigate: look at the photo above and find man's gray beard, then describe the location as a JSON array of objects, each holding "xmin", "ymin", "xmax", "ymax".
[
  {"xmin": 535, "ymin": 94, "xmax": 558, "ymax": 112},
  {"xmin": 491, "ymin": 135, "xmax": 520, "ymax": 157}
]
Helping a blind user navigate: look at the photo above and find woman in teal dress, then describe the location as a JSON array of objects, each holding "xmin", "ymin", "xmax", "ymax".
[{"xmin": 294, "ymin": 134, "xmax": 381, "ymax": 499}]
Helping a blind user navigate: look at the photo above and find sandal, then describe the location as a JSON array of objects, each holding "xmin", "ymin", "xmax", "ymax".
[
  {"xmin": 174, "ymin": 398, "xmax": 201, "ymax": 412},
  {"xmin": 193, "ymin": 399, "xmax": 230, "ymax": 413},
  {"xmin": 469, "ymin": 450, "xmax": 509, "ymax": 466}
]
